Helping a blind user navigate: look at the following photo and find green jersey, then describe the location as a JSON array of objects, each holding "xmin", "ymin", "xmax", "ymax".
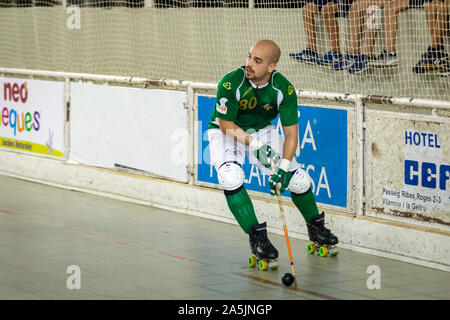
[{"xmin": 208, "ymin": 66, "xmax": 298, "ymax": 132}]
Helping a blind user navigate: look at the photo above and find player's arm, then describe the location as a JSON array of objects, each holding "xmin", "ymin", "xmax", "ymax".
[
  {"xmin": 269, "ymin": 79, "xmax": 298, "ymax": 195},
  {"xmin": 215, "ymin": 76, "xmax": 253, "ymax": 146},
  {"xmin": 219, "ymin": 118, "xmax": 280, "ymax": 168},
  {"xmin": 281, "ymin": 123, "xmax": 299, "ymax": 163},
  {"xmin": 218, "ymin": 118, "xmax": 253, "ymax": 146},
  {"xmin": 269, "ymin": 124, "xmax": 297, "ymax": 195},
  {"xmin": 276, "ymin": 78, "xmax": 299, "ymax": 171}
]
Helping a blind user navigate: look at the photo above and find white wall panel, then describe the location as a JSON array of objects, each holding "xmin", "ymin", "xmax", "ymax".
[
  {"xmin": 69, "ymin": 82, "xmax": 188, "ymax": 182},
  {"xmin": 366, "ymin": 111, "xmax": 449, "ymax": 230}
]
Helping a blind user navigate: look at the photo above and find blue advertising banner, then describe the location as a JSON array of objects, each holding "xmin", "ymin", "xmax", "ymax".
[{"xmin": 197, "ymin": 95, "xmax": 348, "ymax": 208}]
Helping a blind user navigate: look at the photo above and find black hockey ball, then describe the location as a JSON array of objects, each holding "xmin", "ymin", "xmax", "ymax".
[{"xmin": 281, "ymin": 273, "xmax": 294, "ymax": 287}]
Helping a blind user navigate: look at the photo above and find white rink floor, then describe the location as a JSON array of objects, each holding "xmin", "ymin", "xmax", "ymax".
[{"xmin": 0, "ymin": 175, "xmax": 449, "ymax": 300}]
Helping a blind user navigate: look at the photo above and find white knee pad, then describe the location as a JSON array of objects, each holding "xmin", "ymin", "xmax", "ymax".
[
  {"xmin": 288, "ymin": 169, "xmax": 311, "ymax": 194},
  {"xmin": 217, "ymin": 162, "xmax": 245, "ymax": 191}
]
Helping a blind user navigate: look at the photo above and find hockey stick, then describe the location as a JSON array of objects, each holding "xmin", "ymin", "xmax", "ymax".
[{"xmin": 270, "ymin": 160, "xmax": 298, "ymax": 288}]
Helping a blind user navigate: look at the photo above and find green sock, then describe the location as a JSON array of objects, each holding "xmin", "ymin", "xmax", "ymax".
[
  {"xmin": 225, "ymin": 187, "xmax": 258, "ymax": 234},
  {"xmin": 290, "ymin": 188, "xmax": 319, "ymax": 224}
]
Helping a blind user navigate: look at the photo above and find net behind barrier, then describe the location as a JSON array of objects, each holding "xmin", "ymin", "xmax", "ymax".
[{"xmin": 0, "ymin": 0, "xmax": 448, "ymax": 100}]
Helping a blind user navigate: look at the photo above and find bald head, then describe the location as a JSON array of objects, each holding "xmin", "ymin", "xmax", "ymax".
[
  {"xmin": 245, "ymin": 40, "xmax": 281, "ymax": 85},
  {"xmin": 251, "ymin": 40, "xmax": 281, "ymax": 64}
]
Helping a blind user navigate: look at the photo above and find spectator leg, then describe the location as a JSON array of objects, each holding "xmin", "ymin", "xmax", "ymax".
[
  {"xmin": 384, "ymin": 0, "xmax": 411, "ymax": 53},
  {"xmin": 303, "ymin": 2, "xmax": 320, "ymax": 51},
  {"xmin": 322, "ymin": 2, "xmax": 341, "ymax": 53},
  {"xmin": 426, "ymin": 0, "xmax": 448, "ymax": 49}
]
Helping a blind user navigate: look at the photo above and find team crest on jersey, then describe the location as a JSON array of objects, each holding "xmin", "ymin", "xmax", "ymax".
[
  {"xmin": 216, "ymin": 97, "xmax": 228, "ymax": 114},
  {"xmin": 263, "ymin": 103, "xmax": 272, "ymax": 111},
  {"xmin": 288, "ymin": 86, "xmax": 295, "ymax": 96},
  {"xmin": 223, "ymin": 82, "xmax": 232, "ymax": 90}
]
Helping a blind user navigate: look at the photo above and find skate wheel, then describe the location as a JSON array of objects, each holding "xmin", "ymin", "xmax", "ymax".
[
  {"xmin": 258, "ymin": 259, "xmax": 268, "ymax": 271},
  {"xmin": 268, "ymin": 259, "xmax": 279, "ymax": 270},
  {"xmin": 307, "ymin": 243, "xmax": 316, "ymax": 254},
  {"xmin": 248, "ymin": 256, "xmax": 257, "ymax": 268},
  {"xmin": 330, "ymin": 248, "xmax": 339, "ymax": 257},
  {"xmin": 319, "ymin": 246, "xmax": 329, "ymax": 257}
]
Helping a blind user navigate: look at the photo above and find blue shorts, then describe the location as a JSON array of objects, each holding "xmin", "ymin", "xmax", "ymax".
[
  {"xmin": 309, "ymin": 0, "xmax": 355, "ymax": 15},
  {"xmin": 308, "ymin": 0, "xmax": 339, "ymax": 12},
  {"xmin": 339, "ymin": 0, "xmax": 355, "ymax": 14},
  {"xmin": 409, "ymin": 0, "xmax": 445, "ymax": 8},
  {"xmin": 312, "ymin": 0, "xmax": 339, "ymax": 10}
]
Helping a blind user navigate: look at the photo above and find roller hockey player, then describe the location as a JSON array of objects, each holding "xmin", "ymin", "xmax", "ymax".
[{"xmin": 207, "ymin": 40, "xmax": 339, "ymax": 269}]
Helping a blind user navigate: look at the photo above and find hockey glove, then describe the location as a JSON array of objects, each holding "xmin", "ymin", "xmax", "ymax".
[
  {"xmin": 269, "ymin": 159, "xmax": 292, "ymax": 195},
  {"xmin": 251, "ymin": 141, "xmax": 280, "ymax": 168}
]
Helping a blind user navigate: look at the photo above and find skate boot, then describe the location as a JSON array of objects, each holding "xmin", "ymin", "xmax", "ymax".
[
  {"xmin": 306, "ymin": 212, "xmax": 339, "ymax": 257},
  {"xmin": 248, "ymin": 222, "xmax": 279, "ymax": 271}
]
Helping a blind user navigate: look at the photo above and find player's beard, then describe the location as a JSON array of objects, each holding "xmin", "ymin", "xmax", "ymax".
[
  {"xmin": 245, "ymin": 66, "xmax": 255, "ymax": 79},
  {"xmin": 246, "ymin": 68, "xmax": 270, "ymax": 85}
]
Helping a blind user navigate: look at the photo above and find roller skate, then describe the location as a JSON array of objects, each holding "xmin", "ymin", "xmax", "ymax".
[
  {"xmin": 248, "ymin": 222, "xmax": 279, "ymax": 271},
  {"xmin": 306, "ymin": 212, "xmax": 339, "ymax": 257}
]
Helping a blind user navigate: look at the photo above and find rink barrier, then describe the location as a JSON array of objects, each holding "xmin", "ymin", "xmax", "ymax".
[{"xmin": 0, "ymin": 68, "xmax": 449, "ymax": 270}]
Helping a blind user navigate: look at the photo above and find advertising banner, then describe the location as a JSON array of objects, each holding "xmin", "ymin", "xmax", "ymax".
[
  {"xmin": 196, "ymin": 95, "xmax": 348, "ymax": 208},
  {"xmin": 0, "ymin": 77, "xmax": 65, "ymax": 158},
  {"xmin": 70, "ymin": 83, "xmax": 188, "ymax": 183},
  {"xmin": 367, "ymin": 111, "xmax": 449, "ymax": 226}
]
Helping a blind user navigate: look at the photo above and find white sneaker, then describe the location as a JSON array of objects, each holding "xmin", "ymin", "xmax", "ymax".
[{"xmin": 370, "ymin": 50, "xmax": 399, "ymax": 67}]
